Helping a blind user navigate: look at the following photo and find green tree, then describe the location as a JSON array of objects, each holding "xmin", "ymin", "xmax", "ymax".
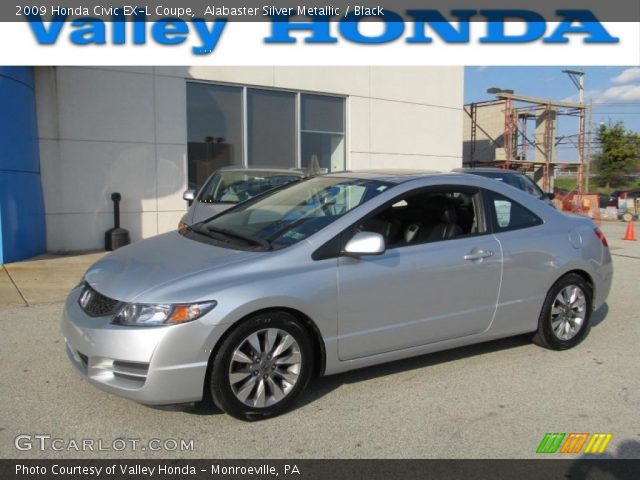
[{"xmin": 592, "ymin": 121, "xmax": 640, "ymax": 189}]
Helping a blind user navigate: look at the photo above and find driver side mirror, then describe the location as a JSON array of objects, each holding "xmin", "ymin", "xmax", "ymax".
[
  {"xmin": 545, "ymin": 193, "xmax": 555, "ymax": 200},
  {"xmin": 343, "ymin": 231, "xmax": 386, "ymax": 257},
  {"xmin": 183, "ymin": 189, "xmax": 196, "ymax": 202}
]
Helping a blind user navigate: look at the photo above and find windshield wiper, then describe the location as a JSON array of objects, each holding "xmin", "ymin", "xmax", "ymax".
[
  {"xmin": 207, "ymin": 225, "xmax": 271, "ymax": 250},
  {"xmin": 187, "ymin": 223, "xmax": 216, "ymax": 237}
]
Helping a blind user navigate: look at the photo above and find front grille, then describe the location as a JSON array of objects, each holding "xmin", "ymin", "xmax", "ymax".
[{"xmin": 79, "ymin": 284, "xmax": 122, "ymax": 317}]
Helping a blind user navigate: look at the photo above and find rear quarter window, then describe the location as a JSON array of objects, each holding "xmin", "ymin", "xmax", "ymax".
[{"xmin": 487, "ymin": 191, "xmax": 542, "ymax": 232}]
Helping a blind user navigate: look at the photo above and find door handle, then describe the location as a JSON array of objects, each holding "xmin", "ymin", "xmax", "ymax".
[{"xmin": 464, "ymin": 250, "xmax": 494, "ymax": 261}]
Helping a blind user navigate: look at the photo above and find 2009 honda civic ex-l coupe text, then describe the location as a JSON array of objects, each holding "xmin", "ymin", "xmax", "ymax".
[{"xmin": 62, "ymin": 171, "xmax": 612, "ymax": 420}]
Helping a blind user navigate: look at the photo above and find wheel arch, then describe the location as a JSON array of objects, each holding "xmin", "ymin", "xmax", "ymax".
[
  {"xmin": 555, "ymin": 269, "xmax": 595, "ymax": 302},
  {"xmin": 535, "ymin": 268, "xmax": 595, "ymax": 333},
  {"xmin": 533, "ymin": 268, "xmax": 596, "ymax": 350}
]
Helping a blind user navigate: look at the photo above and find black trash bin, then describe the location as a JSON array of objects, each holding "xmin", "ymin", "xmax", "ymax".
[{"xmin": 105, "ymin": 192, "xmax": 130, "ymax": 251}]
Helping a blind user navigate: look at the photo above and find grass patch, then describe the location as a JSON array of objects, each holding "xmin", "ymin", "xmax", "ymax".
[
  {"xmin": 554, "ymin": 177, "xmax": 640, "ymax": 195},
  {"xmin": 554, "ymin": 178, "xmax": 577, "ymax": 191}
]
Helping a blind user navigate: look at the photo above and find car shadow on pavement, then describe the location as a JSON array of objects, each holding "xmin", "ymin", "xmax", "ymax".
[
  {"xmin": 158, "ymin": 304, "xmax": 612, "ymax": 418},
  {"xmin": 156, "ymin": 334, "xmax": 535, "ymax": 418},
  {"xmin": 144, "ymin": 399, "xmax": 224, "ymax": 416},
  {"xmin": 566, "ymin": 440, "xmax": 640, "ymax": 479},
  {"xmin": 298, "ymin": 333, "xmax": 534, "ymax": 410},
  {"xmin": 182, "ymin": 401, "xmax": 224, "ymax": 416},
  {"xmin": 298, "ymin": 300, "xmax": 611, "ymax": 412},
  {"xmin": 591, "ymin": 302, "xmax": 610, "ymax": 327}
]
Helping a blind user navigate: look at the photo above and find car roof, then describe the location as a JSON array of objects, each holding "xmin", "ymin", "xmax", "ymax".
[
  {"xmin": 453, "ymin": 167, "xmax": 524, "ymax": 175},
  {"xmin": 325, "ymin": 169, "xmax": 444, "ymax": 184},
  {"xmin": 217, "ymin": 166, "xmax": 305, "ymax": 175}
]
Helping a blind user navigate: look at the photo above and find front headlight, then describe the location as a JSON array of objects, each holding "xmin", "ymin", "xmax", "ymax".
[{"xmin": 112, "ymin": 301, "xmax": 217, "ymax": 327}]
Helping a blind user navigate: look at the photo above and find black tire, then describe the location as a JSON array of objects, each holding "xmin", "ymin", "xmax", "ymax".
[
  {"xmin": 209, "ymin": 311, "xmax": 314, "ymax": 421},
  {"xmin": 534, "ymin": 273, "xmax": 593, "ymax": 350}
]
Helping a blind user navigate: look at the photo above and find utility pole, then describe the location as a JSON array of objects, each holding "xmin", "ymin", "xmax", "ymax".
[{"xmin": 585, "ymin": 100, "xmax": 593, "ymax": 192}]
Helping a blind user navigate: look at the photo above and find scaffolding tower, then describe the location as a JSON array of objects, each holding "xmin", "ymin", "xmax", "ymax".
[{"xmin": 464, "ymin": 93, "xmax": 589, "ymax": 194}]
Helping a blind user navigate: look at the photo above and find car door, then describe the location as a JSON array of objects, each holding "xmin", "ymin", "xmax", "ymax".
[{"xmin": 337, "ymin": 188, "xmax": 502, "ymax": 361}]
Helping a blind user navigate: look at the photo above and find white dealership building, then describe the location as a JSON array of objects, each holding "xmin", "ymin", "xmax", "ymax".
[{"xmin": 14, "ymin": 66, "xmax": 464, "ymax": 255}]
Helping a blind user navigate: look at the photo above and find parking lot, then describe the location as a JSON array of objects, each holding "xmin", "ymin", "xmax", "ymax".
[{"xmin": 1, "ymin": 222, "xmax": 638, "ymax": 459}]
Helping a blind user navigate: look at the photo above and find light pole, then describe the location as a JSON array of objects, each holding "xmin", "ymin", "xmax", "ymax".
[
  {"xmin": 562, "ymin": 69, "xmax": 585, "ymax": 104},
  {"xmin": 562, "ymin": 69, "xmax": 587, "ymax": 192}
]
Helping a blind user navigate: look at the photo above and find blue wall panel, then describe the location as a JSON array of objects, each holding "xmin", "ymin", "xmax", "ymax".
[
  {"xmin": 0, "ymin": 67, "xmax": 46, "ymax": 263},
  {"xmin": 0, "ymin": 172, "xmax": 46, "ymax": 263}
]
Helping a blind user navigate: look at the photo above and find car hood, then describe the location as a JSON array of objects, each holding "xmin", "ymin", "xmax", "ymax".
[{"xmin": 84, "ymin": 231, "xmax": 262, "ymax": 303}]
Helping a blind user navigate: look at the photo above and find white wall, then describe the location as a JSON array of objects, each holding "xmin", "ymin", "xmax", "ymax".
[{"xmin": 35, "ymin": 66, "xmax": 463, "ymax": 252}]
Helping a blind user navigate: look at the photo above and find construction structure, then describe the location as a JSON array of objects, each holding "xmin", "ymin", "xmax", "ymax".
[{"xmin": 463, "ymin": 92, "xmax": 590, "ymax": 194}]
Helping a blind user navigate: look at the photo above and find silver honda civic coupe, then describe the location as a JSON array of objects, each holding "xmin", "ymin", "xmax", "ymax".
[{"xmin": 62, "ymin": 171, "xmax": 612, "ymax": 420}]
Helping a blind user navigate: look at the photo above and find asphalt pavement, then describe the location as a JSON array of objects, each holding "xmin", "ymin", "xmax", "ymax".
[{"xmin": 1, "ymin": 222, "xmax": 638, "ymax": 459}]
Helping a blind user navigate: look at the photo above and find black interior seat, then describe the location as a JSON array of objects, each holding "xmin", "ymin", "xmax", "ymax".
[
  {"xmin": 414, "ymin": 196, "xmax": 463, "ymax": 243},
  {"xmin": 454, "ymin": 196, "xmax": 475, "ymax": 234}
]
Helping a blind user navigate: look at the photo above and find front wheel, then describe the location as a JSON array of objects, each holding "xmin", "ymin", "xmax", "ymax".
[
  {"xmin": 209, "ymin": 311, "xmax": 314, "ymax": 421},
  {"xmin": 534, "ymin": 273, "xmax": 593, "ymax": 350}
]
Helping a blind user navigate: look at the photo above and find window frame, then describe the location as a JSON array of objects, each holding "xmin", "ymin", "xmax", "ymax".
[
  {"xmin": 483, "ymin": 188, "xmax": 544, "ymax": 233},
  {"xmin": 186, "ymin": 80, "xmax": 347, "ymax": 173},
  {"xmin": 312, "ymin": 184, "xmax": 491, "ymax": 261}
]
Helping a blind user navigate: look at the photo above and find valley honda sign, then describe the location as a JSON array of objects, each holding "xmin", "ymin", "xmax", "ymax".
[{"xmin": 1, "ymin": 1, "xmax": 638, "ymax": 64}]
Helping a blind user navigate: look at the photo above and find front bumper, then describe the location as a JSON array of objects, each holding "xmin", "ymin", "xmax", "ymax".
[{"xmin": 61, "ymin": 287, "xmax": 223, "ymax": 405}]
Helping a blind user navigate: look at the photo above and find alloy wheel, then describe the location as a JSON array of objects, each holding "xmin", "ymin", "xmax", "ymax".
[
  {"xmin": 550, "ymin": 285, "xmax": 587, "ymax": 341},
  {"xmin": 228, "ymin": 328, "xmax": 302, "ymax": 408}
]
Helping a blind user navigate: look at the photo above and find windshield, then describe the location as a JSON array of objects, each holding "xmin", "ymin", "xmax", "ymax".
[
  {"xmin": 198, "ymin": 170, "xmax": 302, "ymax": 204},
  {"xmin": 198, "ymin": 176, "xmax": 391, "ymax": 250}
]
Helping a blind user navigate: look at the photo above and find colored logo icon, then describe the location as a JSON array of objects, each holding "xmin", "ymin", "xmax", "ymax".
[{"xmin": 537, "ymin": 433, "xmax": 613, "ymax": 454}]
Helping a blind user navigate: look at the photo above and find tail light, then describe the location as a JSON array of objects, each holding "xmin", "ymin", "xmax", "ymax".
[
  {"xmin": 178, "ymin": 221, "xmax": 187, "ymax": 230},
  {"xmin": 594, "ymin": 227, "xmax": 608, "ymax": 247}
]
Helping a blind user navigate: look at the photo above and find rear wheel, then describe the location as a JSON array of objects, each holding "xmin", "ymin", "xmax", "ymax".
[
  {"xmin": 534, "ymin": 273, "xmax": 593, "ymax": 350},
  {"xmin": 209, "ymin": 311, "xmax": 313, "ymax": 421}
]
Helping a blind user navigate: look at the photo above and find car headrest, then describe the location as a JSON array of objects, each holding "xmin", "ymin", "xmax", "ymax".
[
  {"xmin": 440, "ymin": 204, "xmax": 457, "ymax": 224},
  {"xmin": 426, "ymin": 196, "xmax": 458, "ymax": 224}
]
